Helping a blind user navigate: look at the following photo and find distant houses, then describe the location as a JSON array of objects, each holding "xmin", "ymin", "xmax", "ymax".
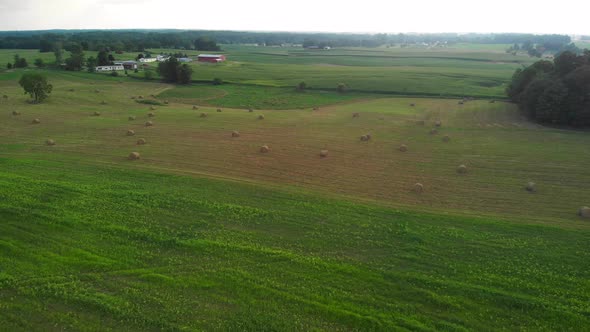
[{"xmin": 197, "ymin": 54, "xmax": 226, "ymax": 63}]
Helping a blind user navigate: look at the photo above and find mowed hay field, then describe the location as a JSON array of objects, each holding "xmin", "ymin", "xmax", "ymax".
[
  {"xmin": 1, "ymin": 72, "xmax": 589, "ymax": 222},
  {"xmin": 1, "ymin": 50, "xmax": 590, "ymax": 330}
]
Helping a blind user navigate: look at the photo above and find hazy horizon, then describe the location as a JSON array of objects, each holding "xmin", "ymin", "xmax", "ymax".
[{"xmin": 1, "ymin": 0, "xmax": 589, "ymax": 35}]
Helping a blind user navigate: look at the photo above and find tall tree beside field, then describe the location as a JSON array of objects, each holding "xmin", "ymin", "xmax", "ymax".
[
  {"xmin": 177, "ymin": 64, "xmax": 193, "ymax": 84},
  {"xmin": 64, "ymin": 43, "xmax": 85, "ymax": 71},
  {"xmin": 97, "ymin": 50, "xmax": 110, "ymax": 66},
  {"xmin": 157, "ymin": 57, "xmax": 179, "ymax": 82},
  {"xmin": 34, "ymin": 58, "xmax": 44, "ymax": 68},
  {"xmin": 19, "ymin": 72, "xmax": 53, "ymax": 103},
  {"xmin": 86, "ymin": 56, "xmax": 97, "ymax": 73},
  {"xmin": 507, "ymin": 50, "xmax": 590, "ymax": 126},
  {"xmin": 53, "ymin": 44, "xmax": 64, "ymax": 65}
]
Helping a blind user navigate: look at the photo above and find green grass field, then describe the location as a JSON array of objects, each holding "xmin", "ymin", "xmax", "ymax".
[{"xmin": 1, "ymin": 45, "xmax": 589, "ymax": 331}]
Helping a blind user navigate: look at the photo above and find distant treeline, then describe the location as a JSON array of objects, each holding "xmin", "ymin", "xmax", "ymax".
[
  {"xmin": 507, "ymin": 50, "xmax": 590, "ymax": 126},
  {"xmin": 0, "ymin": 30, "xmax": 577, "ymax": 52}
]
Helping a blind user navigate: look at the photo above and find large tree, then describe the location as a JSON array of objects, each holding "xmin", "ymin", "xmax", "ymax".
[
  {"xmin": 157, "ymin": 57, "xmax": 192, "ymax": 84},
  {"xmin": 19, "ymin": 72, "xmax": 53, "ymax": 103}
]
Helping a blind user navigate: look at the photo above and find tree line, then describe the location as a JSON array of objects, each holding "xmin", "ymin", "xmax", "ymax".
[
  {"xmin": 0, "ymin": 30, "xmax": 577, "ymax": 51},
  {"xmin": 507, "ymin": 50, "xmax": 590, "ymax": 126}
]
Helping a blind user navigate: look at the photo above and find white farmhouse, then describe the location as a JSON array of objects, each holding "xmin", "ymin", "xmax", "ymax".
[{"xmin": 95, "ymin": 65, "xmax": 125, "ymax": 72}]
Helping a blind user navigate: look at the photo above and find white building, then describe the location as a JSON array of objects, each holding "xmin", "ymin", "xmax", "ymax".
[
  {"xmin": 95, "ymin": 65, "xmax": 124, "ymax": 72},
  {"xmin": 139, "ymin": 58, "xmax": 157, "ymax": 63},
  {"xmin": 156, "ymin": 55, "xmax": 170, "ymax": 62},
  {"xmin": 178, "ymin": 57, "xmax": 193, "ymax": 63}
]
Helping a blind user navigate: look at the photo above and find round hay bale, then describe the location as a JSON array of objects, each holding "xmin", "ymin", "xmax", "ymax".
[
  {"xmin": 148, "ymin": 112, "xmax": 155, "ymax": 117},
  {"xmin": 430, "ymin": 129, "xmax": 438, "ymax": 135},
  {"xmin": 313, "ymin": 107, "xmax": 319, "ymax": 111},
  {"xmin": 138, "ymin": 95, "xmax": 144, "ymax": 99},
  {"xmin": 248, "ymin": 108, "xmax": 254, "ymax": 112},
  {"xmin": 100, "ymin": 100, "xmax": 107, "ymax": 105},
  {"xmin": 200, "ymin": 113, "xmax": 208, "ymax": 118},
  {"xmin": 164, "ymin": 100, "xmax": 169, "ymax": 104},
  {"xmin": 32, "ymin": 118, "xmax": 40, "ymax": 124},
  {"xmin": 126, "ymin": 129, "xmax": 135, "ymax": 136},
  {"xmin": 131, "ymin": 96, "xmax": 136, "ymax": 100},
  {"xmin": 94, "ymin": 89, "xmax": 100, "ymax": 93},
  {"xmin": 128, "ymin": 152, "xmax": 140, "ymax": 160},
  {"xmin": 410, "ymin": 103, "xmax": 415, "ymax": 107},
  {"xmin": 260, "ymin": 145, "xmax": 271, "ymax": 153},
  {"xmin": 150, "ymin": 94, "xmax": 156, "ymax": 98},
  {"xmin": 258, "ymin": 114, "xmax": 265, "ymax": 120},
  {"xmin": 457, "ymin": 164, "xmax": 468, "ymax": 174},
  {"xmin": 579, "ymin": 207, "xmax": 590, "ymax": 218},
  {"xmin": 11, "ymin": 111, "xmax": 20, "ymax": 116},
  {"xmin": 352, "ymin": 112, "xmax": 360, "ymax": 118},
  {"xmin": 193, "ymin": 105, "xmax": 198, "ymax": 110},
  {"xmin": 360, "ymin": 135, "xmax": 369, "ymax": 141},
  {"xmin": 414, "ymin": 183, "xmax": 424, "ymax": 193},
  {"xmin": 149, "ymin": 106, "xmax": 156, "ymax": 111},
  {"xmin": 145, "ymin": 121, "xmax": 153, "ymax": 127},
  {"xmin": 435, "ymin": 120, "xmax": 442, "ymax": 127},
  {"xmin": 399, "ymin": 144, "xmax": 408, "ymax": 152},
  {"xmin": 46, "ymin": 139, "xmax": 55, "ymax": 146},
  {"xmin": 458, "ymin": 101, "xmax": 464, "ymax": 105},
  {"xmin": 320, "ymin": 149, "xmax": 329, "ymax": 158},
  {"xmin": 442, "ymin": 135, "xmax": 450, "ymax": 142},
  {"xmin": 68, "ymin": 89, "xmax": 74, "ymax": 92},
  {"xmin": 93, "ymin": 111, "xmax": 101, "ymax": 116},
  {"xmin": 137, "ymin": 138, "xmax": 146, "ymax": 145},
  {"xmin": 490, "ymin": 100, "xmax": 496, "ymax": 103},
  {"xmin": 231, "ymin": 131, "xmax": 240, "ymax": 137},
  {"xmin": 217, "ymin": 108, "xmax": 222, "ymax": 112},
  {"xmin": 128, "ymin": 116, "xmax": 136, "ymax": 121},
  {"xmin": 525, "ymin": 182, "xmax": 536, "ymax": 193}
]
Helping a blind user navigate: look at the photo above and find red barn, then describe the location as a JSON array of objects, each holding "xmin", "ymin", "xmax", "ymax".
[{"xmin": 197, "ymin": 54, "xmax": 226, "ymax": 63}]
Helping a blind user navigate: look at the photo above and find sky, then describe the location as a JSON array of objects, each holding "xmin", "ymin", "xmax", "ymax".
[{"xmin": 0, "ymin": 0, "xmax": 588, "ymax": 35}]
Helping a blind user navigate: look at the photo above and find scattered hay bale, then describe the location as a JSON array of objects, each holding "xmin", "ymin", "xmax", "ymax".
[
  {"xmin": 313, "ymin": 107, "xmax": 319, "ymax": 111},
  {"xmin": 320, "ymin": 149, "xmax": 329, "ymax": 158},
  {"xmin": 100, "ymin": 100, "xmax": 107, "ymax": 105},
  {"xmin": 414, "ymin": 183, "xmax": 424, "ymax": 193},
  {"xmin": 360, "ymin": 135, "xmax": 370, "ymax": 141},
  {"xmin": 489, "ymin": 100, "xmax": 496, "ymax": 103},
  {"xmin": 149, "ymin": 106, "xmax": 156, "ymax": 111},
  {"xmin": 93, "ymin": 111, "xmax": 101, "ymax": 116},
  {"xmin": 352, "ymin": 112, "xmax": 360, "ymax": 118},
  {"xmin": 128, "ymin": 116, "xmax": 136, "ymax": 121},
  {"xmin": 148, "ymin": 112, "xmax": 155, "ymax": 117},
  {"xmin": 410, "ymin": 103, "xmax": 415, "ymax": 107},
  {"xmin": 94, "ymin": 89, "xmax": 100, "ymax": 93},
  {"xmin": 399, "ymin": 144, "xmax": 408, "ymax": 152},
  {"xmin": 458, "ymin": 101, "xmax": 464, "ymax": 105},
  {"xmin": 442, "ymin": 135, "xmax": 450, "ymax": 142},
  {"xmin": 137, "ymin": 138, "xmax": 146, "ymax": 145},
  {"xmin": 193, "ymin": 105, "xmax": 198, "ymax": 110},
  {"xmin": 260, "ymin": 145, "xmax": 271, "ymax": 153},
  {"xmin": 231, "ymin": 131, "xmax": 240, "ymax": 137},
  {"xmin": 258, "ymin": 114, "xmax": 265, "ymax": 120},
  {"xmin": 127, "ymin": 129, "xmax": 135, "ymax": 136},
  {"xmin": 430, "ymin": 129, "xmax": 438, "ymax": 135},
  {"xmin": 579, "ymin": 206, "xmax": 590, "ymax": 218},
  {"xmin": 46, "ymin": 139, "xmax": 55, "ymax": 146},
  {"xmin": 164, "ymin": 100, "xmax": 169, "ymax": 104},
  {"xmin": 145, "ymin": 121, "xmax": 153, "ymax": 127},
  {"xmin": 525, "ymin": 182, "xmax": 536, "ymax": 193},
  {"xmin": 434, "ymin": 120, "xmax": 442, "ymax": 127},
  {"xmin": 457, "ymin": 164, "xmax": 468, "ymax": 174},
  {"xmin": 128, "ymin": 152, "xmax": 140, "ymax": 160},
  {"xmin": 11, "ymin": 111, "xmax": 20, "ymax": 116},
  {"xmin": 138, "ymin": 95, "xmax": 144, "ymax": 99},
  {"xmin": 131, "ymin": 96, "xmax": 136, "ymax": 100},
  {"xmin": 200, "ymin": 113, "xmax": 208, "ymax": 118},
  {"xmin": 248, "ymin": 108, "xmax": 254, "ymax": 112},
  {"xmin": 68, "ymin": 89, "xmax": 74, "ymax": 92},
  {"xmin": 217, "ymin": 108, "xmax": 222, "ymax": 112},
  {"xmin": 32, "ymin": 118, "xmax": 40, "ymax": 124}
]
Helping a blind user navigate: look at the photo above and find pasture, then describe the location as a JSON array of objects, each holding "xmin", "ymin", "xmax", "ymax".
[{"xmin": 1, "ymin": 45, "xmax": 589, "ymax": 331}]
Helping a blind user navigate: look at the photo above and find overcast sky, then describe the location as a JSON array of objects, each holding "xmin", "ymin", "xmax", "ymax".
[{"xmin": 0, "ymin": 0, "xmax": 588, "ymax": 35}]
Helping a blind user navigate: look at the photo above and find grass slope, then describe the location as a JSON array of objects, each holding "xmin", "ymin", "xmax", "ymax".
[{"xmin": 1, "ymin": 158, "xmax": 589, "ymax": 331}]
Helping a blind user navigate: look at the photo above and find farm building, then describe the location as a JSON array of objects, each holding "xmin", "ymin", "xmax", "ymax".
[
  {"xmin": 198, "ymin": 54, "xmax": 226, "ymax": 63},
  {"xmin": 95, "ymin": 65, "xmax": 124, "ymax": 72},
  {"xmin": 178, "ymin": 57, "xmax": 193, "ymax": 63},
  {"xmin": 139, "ymin": 58, "xmax": 157, "ymax": 63},
  {"xmin": 114, "ymin": 61, "xmax": 138, "ymax": 70},
  {"xmin": 156, "ymin": 55, "xmax": 170, "ymax": 62}
]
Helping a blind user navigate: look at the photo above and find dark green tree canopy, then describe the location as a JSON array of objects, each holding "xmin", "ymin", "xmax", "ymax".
[
  {"xmin": 19, "ymin": 72, "xmax": 53, "ymax": 103},
  {"xmin": 157, "ymin": 57, "xmax": 192, "ymax": 84}
]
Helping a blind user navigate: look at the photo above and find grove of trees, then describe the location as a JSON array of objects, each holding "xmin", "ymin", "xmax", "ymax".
[
  {"xmin": 157, "ymin": 57, "xmax": 192, "ymax": 84},
  {"xmin": 507, "ymin": 50, "xmax": 590, "ymax": 126}
]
